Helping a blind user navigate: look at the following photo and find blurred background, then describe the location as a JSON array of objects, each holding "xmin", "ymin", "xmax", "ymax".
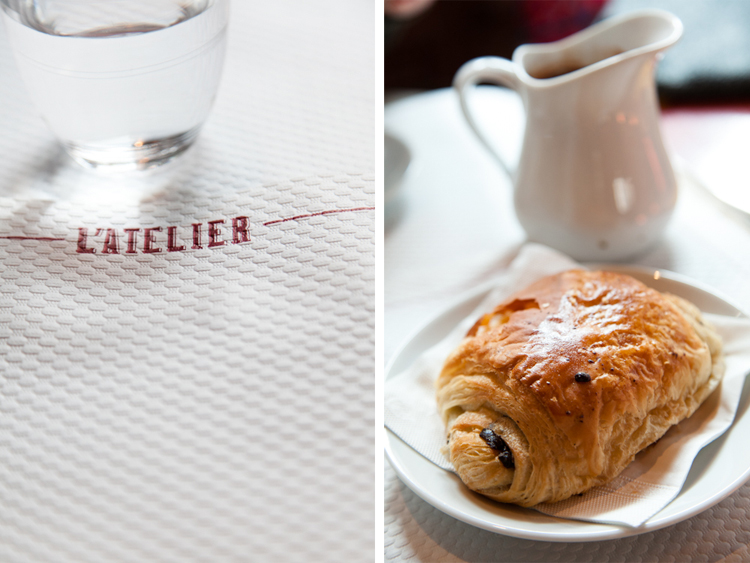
[{"xmin": 385, "ymin": 0, "xmax": 750, "ymax": 105}]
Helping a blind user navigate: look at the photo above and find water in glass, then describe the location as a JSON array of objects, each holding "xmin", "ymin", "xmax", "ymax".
[{"xmin": 1, "ymin": 0, "xmax": 229, "ymax": 169}]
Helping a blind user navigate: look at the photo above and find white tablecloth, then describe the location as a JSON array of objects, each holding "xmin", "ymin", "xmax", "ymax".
[
  {"xmin": 385, "ymin": 87, "xmax": 750, "ymax": 562},
  {"xmin": 0, "ymin": 2, "xmax": 374, "ymax": 562}
]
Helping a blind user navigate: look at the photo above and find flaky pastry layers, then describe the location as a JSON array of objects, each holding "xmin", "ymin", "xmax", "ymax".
[{"xmin": 436, "ymin": 270, "xmax": 724, "ymax": 507}]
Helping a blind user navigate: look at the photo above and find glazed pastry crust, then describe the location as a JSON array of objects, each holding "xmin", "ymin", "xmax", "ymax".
[{"xmin": 436, "ymin": 270, "xmax": 724, "ymax": 507}]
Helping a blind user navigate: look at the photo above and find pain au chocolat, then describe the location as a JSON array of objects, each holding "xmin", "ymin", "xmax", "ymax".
[{"xmin": 436, "ymin": 270, "xmax": 724, "ymax": 507}]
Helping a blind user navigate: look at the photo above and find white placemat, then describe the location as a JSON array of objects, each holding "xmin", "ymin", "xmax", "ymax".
[{"xmin": 0, "ymin": 2, "xmax": 374, "ymax": 562}]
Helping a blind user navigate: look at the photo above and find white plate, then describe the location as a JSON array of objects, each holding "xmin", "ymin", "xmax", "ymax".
[{"xmin": 385, "ymin": 266, "xmax": 750, "ymax": 542}]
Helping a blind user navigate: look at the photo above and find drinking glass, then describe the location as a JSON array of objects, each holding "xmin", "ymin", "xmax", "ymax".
[{"xmin": 0, "ymin": 0, "xmax": 230, "ymax": 169}]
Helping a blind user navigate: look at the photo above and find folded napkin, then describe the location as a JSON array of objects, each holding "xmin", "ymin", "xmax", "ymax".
[{"xmin": 385, "ymin": 244, "xmax": 750, "ymax": 527}]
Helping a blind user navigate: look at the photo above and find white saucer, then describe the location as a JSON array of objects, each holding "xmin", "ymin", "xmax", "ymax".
[
  {"xmin": 384, "ymin": 132, "xmax": 411, "ymax": 206},
  {"xmin": 385, "ymin": 266, "xmax": 750, "ymax": 542}
]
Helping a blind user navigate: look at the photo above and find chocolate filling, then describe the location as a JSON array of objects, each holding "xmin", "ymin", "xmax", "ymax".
[{"xmin": 479, "ymin": 428, "xmax": 515, "ymax": 469}]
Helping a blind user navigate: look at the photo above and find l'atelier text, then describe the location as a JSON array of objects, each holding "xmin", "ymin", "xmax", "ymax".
[{"xmin": 77, "ymin": 217, "xmax": 251, "ymax": 255}]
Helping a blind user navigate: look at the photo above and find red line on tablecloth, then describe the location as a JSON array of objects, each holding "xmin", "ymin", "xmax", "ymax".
[
  {"xmin": 0, "ymin": 236, "xmax": 65, "ymax": 241},
  {"xmin": 0, "ymin": 207, "xmax": 375, "ymax": 243},
  {"xmin": 263, "ymin": 206, "xmax": 375, "ymax": 226}
]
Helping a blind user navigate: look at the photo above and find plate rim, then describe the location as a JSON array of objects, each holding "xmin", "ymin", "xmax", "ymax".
[{"xmin": 385, "ymin": 265, "xmax": 750, "ymax": 542}]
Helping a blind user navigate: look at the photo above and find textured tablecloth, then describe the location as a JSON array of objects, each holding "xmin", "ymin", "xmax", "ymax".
[
  {"xmin": 0, "ymin": 2, "xmax": 374, "ymax": 562},
  {"xmin": 385, "ymin": 88, "xmax": 750, "ymax": 562}
]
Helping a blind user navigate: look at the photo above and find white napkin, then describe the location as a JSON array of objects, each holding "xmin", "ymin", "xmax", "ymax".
[{"xmin": 385, "ymin": 244, "xmax": 750, "ymax": 527}]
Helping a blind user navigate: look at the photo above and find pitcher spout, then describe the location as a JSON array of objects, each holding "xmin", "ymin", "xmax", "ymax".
[{"xmin": 514, "ymin": 9, "xmax": 682, "ymax": 84}]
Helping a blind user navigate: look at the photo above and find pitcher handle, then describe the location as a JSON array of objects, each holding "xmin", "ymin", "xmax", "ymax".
[{"xmin": 453, "ymin": 56, "xmax": 522, "ymax": 179}]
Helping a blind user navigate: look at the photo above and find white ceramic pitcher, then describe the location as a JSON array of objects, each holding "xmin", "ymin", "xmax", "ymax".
[{"xmin": 454, "ymin": 9, "xmax": 682, "ymax": 261}]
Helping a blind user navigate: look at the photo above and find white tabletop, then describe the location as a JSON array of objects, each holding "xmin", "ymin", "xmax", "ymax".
[
  {"xmin": 0, "ymin": 2, "xmax": 374, "ymax": 562},
  {"xmin": 385, "ymin": 87, "xmax": 750, "ymax": 562}
]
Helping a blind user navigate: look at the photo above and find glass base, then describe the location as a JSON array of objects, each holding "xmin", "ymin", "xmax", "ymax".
[{"xmin": 64, "ymin": 128, "xmax": 201, "ymax": 171}]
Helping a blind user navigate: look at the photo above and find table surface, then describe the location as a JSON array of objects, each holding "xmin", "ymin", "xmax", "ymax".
[
  {"xmin": 0, "ymin": 3, "xmax": 374, "ymax": 562},
  {"xmin": 384, "ymin": 87, "xmax": 750, "ymax": 562}
]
